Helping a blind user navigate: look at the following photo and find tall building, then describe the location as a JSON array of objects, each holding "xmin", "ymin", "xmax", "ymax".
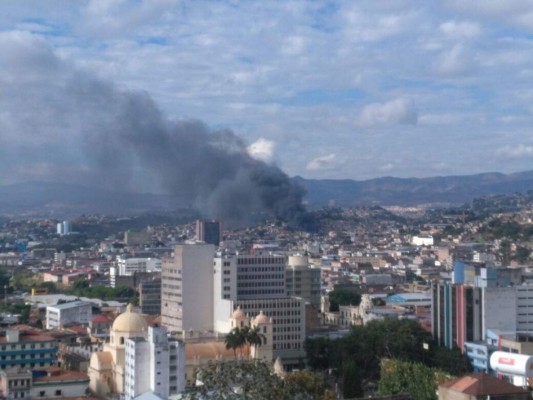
[
  {"xmin": 432, "ymin": 282, "xmax": 523, "ymax": 351},
  {"xmin": 124, "ymin": 325, "xmax": 185, "ymax": 400},
  {"xmin": 56, "ymin": 221, "xmax": 71, "ymax": 236},
  {"xmin": 286, "ymin": 255, "xmax": 321, "ymax": 307},
  {"xmin": 196, "ymin": 220, "xmax": 222, "ymax": 246},
  {"xmin": 161, "ymin": 243, "xmax": 215, "ymax": 332},
  {"xmin": 138, "ymin": 278, "xmax": 162, "ymax": 316},
  {"xmin": 213, "ymin": 253, "xmax": 306, "ymax": 367}
]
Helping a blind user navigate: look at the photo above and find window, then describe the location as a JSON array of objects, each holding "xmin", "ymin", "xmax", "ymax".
[{"xmin": 55, "ymin": 390, "xmax": 62, "ymax": 396}]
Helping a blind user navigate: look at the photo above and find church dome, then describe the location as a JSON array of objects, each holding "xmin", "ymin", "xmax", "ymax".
[
  {"xmin": 254, "ymin": 310, "xmax": 269, "ymax": 325},
  {"xmin": 232, "ymin": 306, "xmax": 246, "ymax": 320},
  {"xmin": 112, "ymin": 304, "xmax": 148, "ymax": 333}
]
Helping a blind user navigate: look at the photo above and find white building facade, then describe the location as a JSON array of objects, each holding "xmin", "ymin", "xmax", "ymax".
[
  {"xmin": 46, "ymin": 301, "xmax": 92, "ymax": 329},
  {"xmin": 124, "ymin": 326, "xmax": 185, "ymax": 400},
  {"xmin": 161, "ymin": 243, "xmax": 215, "ymax": 333}
]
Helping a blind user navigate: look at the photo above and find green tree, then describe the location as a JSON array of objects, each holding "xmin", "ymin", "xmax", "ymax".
[
  {"xmin": 328, "ymin": 289, "xmax": 361, "ymax": 312},
  {"xmin": 224, "ymin": 328, "xmax": 244, "ymax": 359},
  {"xmin": 284, "ymin": 370, "xmax": 333, "ymax": 400},
  {"xmin": 378, "ymin": 359, "xmax": 450, "ymax": 400},
  {"xmin": 341, "ymin": 359, "xmax": 364, "ymax": 399},
  {"xmin": 515, "ymin": 246, "xmax": 531, "ymax": 264},
  {"xmin": 184, "ymin": 360, "xmax": 304, "ymax": 400}
]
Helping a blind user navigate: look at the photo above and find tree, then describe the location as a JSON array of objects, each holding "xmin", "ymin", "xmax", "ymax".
[
  {"xmin": 328, "ymin": 289, "xmax": 361, "ymax": 312},
  {"xmin": 284, "ymin": 370, "xmax": 333, "ymax": 400},
  {"xmin": 378, "ymin": 359, "xmax": 450, "ymax": 400},
  {"xmin": 182, "ymin": 360, "xmax": 304, "ymax": 400},
  {"xmin": 341, "ymin": 359, "xmax": 363, "ymax": 399},
  {"xmin": 225, "ymin": 329, "xmax": 243, "ymax": 359},
  {"xmin": 224, "ymin": 326, "xmax": 266, "ymax": 359},
  {"xmin": 515, "ymin": 246, "xmax": 531, "ymax": 264}
]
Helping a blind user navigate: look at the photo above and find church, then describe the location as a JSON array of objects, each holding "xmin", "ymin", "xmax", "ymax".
[{"xmin": 88, "ymin": 305, "xmax": 273, "ymax": 398}]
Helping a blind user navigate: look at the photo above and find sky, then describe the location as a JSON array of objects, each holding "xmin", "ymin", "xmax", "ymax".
[{"xmin": 0, "ymin": 0, "xmax": 533, "ymax": 187}]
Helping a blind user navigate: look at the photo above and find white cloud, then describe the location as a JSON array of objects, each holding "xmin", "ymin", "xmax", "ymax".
[
  {"xmin": 496, "ymin": 144, "xmax": 533, "ymax": 159},
  {"xmin": 439, "ymin": 20, "xmax": 481, "ymax": 39},
  {"xmin": 380, "ymin": 163, "xmax": 395, "ymax": 172},
  {"xmin": 247, "ymin": 138, "xmax": 275, "ymax": 162},
  {"xmin": 306, "ymin": 154, "xmax": 337, "ymax": 171},
  {"xmin": 433, "ymin": 44, "xmax": 474, "ymax": 77},
  {"xmin": 359, "ymin": 98, "xmax": 418, "ymax": 126},
  {"xmin": 445, "ymin": 0, "xmax": 533, "ymax": 31}
]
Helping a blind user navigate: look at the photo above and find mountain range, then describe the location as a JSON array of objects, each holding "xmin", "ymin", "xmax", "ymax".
[{"xmin": 1, "ymin": 170, "xmax": 533, "ymax": 217}]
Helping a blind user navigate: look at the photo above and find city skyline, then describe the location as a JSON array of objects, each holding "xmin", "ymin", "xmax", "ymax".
[{"xmin": 0, "ymin": 1, "xmax": 532, "ymax": 186}]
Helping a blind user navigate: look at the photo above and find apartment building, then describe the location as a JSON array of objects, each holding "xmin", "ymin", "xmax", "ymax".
[
  {"xmin": 124, "ymin": 326, "xmax": 185, "ymax": 400},
  {"xmin": 161, "ymin": 243, "xmax": 215, "ymax": 332}
]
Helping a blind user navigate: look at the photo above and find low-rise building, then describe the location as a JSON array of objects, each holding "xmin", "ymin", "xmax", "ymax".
[{"xmin": 46, "ymin": 301, "xmax": 92, "ymax": 330}]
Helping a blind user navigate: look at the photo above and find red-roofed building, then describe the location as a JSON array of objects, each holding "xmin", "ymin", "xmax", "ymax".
[
  {"xmin": 0, "ymin": 328, "xmax": 58, "ymax": 371},
  {"xmin": 439, "ymin": 373, "xmax": 530, "ymax": 400}
]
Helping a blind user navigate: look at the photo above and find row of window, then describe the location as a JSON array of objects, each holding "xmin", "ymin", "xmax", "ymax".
[
  {"xmin": 237, "ymin": 282, "xmax": 284, "ymax": 288},
  {"xmin": 238, "ymin": 273, "xmax": 284, "ymax": 280},
  {"xmin": 0, "ymin": 343, "xmax": 52, "ymax": 351},
  {"xmin": 237, "ymin": 289, "xmax": 285, "ymax": 296},
  {"xmin": 237, "ymin": 257, "xmax": 285, "ymax": 265}
]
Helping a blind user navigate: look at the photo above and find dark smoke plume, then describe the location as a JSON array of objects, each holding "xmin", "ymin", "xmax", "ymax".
[{"xmin": 0, "ymin": 32, "xmax": 313, "ymax": 229}]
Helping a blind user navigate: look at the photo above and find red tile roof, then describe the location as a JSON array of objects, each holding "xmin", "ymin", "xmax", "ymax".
[{"xmin": 440, "ymin": 373, "xmax": 528, "ymax": 396}]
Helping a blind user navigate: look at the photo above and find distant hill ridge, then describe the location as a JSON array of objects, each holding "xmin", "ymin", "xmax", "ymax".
[
  {"xmin": 1, "ymin": 170, "xmax": 533, "ymax": 216},
  {"xmin": 292, "ymin": 170, "xmax": 533, "ymax": 208}
]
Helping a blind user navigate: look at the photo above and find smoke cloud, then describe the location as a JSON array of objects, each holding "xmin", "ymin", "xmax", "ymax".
[{"xmin": 0, "ymin": 31, "xmax": 312, "ymax": 228}]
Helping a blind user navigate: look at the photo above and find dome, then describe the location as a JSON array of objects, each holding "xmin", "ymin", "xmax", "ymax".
[
  {"xmin": 254, "ymin": 310, "xmax": 269, "ymax": 325},
  {"xmin": 231, "ymin": 306, "xmax": 246, "ymax": 321},
  {"xmin": 112, "ymin": 304, "xmax": 148, "ymax": 333}
]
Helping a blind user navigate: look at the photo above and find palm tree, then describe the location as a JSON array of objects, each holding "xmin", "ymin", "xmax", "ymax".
[
  {"xmin": 224, "ymin": 328, "xmax": 242, "ymax": 359},
  {"xmin": 246, "ymin": 326, "xmax": 266, "ymax": 359}
]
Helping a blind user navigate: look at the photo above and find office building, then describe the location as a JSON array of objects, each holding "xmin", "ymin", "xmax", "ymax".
[
  {"xmin": 139, "ymin": 278, "xmax": 162, "ymax": 316},
  {"xmin": 196, "ymin": 220, "xmax": 222, "ymax": 246},
  {"xmin": 161, "ymin": 243, "xmax": 215, "ymax": 332},
  {"xmin": 213, "ymin": 253, "xmax": 306, "ymax": 367},
  {"xmin": 46, "ymin": 301, "xmax": 92, "ymax": 329},
  {"xmin": 286, "ymin": 255, "xmax": 321, "ymax": 306}
]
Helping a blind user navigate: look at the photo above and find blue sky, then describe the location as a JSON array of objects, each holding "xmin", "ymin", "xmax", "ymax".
[{"xmin": 0, "ymin": 0, "xmax": 532, "ymax": 186}]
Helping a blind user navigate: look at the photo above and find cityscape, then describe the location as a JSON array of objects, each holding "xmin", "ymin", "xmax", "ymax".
[{"xmin": 1, "ymin": 1, "xmax": 533, "ymax": 400}]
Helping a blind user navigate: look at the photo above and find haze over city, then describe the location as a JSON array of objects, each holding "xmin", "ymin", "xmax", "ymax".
[{"xmin": 1, "ymin": 0, "xmax": 532, "ymax": 190}]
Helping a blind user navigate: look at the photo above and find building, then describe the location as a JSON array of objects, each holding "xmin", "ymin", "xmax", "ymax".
[
  {"xmin": 182, "ymin": 308, "xmax": 273, "ymax": 385},
  {"xmin": 124, "ymin": 230, "xmax": 150, "ymax": 246},
  {"xmin": 213, "ymin": 253, "xmax": 306, "ymax": 367},
  {"xmin": 124, "ymin": 325, "xmax": 185, "ymax": 400},
  {"xmin": 438, "ymin": 372, "xmax": 530, "ymax": 400},
  {"xmin": 110, "ymin": 256, "xmax": 161, "ymax": 287},
  {"xmin": 31, "ymin": 368, "xmax": 89, "ymax": 399},
  {"xmin": 46, "ymin": 301, "xmax": 92, "ymax": 330},
  {"xmin": 161, "ymin": 244, "xmax": 215, "ymax": 333},
  {"xmin": 286, "ymin": 255, "xmax": 321, "ymax": 307},
  {"xmin": 0, "ymin": 328, "xmax": 58, "ymax": 371},
  {"xmin": 0, "ymin": 368, "xmax": 31, "ymax": 400},
  {"xmin": 139, "ymin": 278, "xmax": 162, "ymax": 316},
  {"xmin": 88, "ymin": 305, "xmax": 150, "ymax": 398},
  {"xmin": 412, "ymin": 235, "xmax": 433, "ymax": 246},
  {"xmin": 432, "ymin": 281, "xmax": 533, "ymax": 352},
  {"xmin": 196, "ymin": 220, "xmax": 222, "ymax": 246}
]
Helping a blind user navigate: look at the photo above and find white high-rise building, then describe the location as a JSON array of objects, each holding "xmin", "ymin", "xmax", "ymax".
[
  {"xmin": 124, "ymin": 326, "xmax": 185, "ymax": 400},
  {"xmin": 57, "ymin": 221, "xmax": 71, "ymax": 236},
  {"xmin": 161, "ymin": 243, "xmax": 215, "ymax": 332}
]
